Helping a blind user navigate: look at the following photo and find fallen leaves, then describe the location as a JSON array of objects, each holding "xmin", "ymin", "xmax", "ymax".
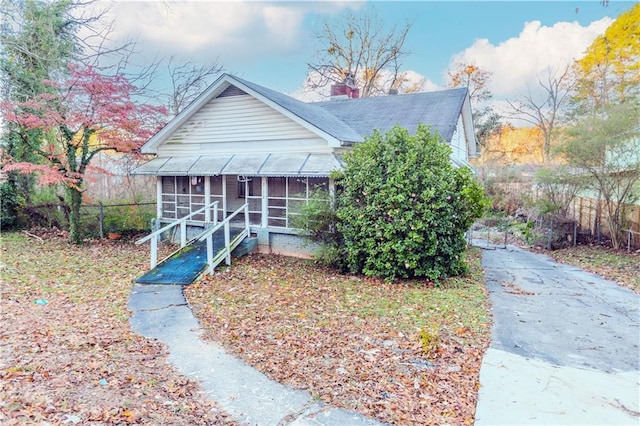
[
  {"xmin": 0, "ymin": 231, "xmax": 234, "ymax": 425},
  {"xmin": 185, "ymin": 251, "xmax": 491, "ymax": 425},
  {"xmin": 501, "ymin": 281, "xmax": 536, "ymax": 296},
  {"xmin": 546, "ymin": 245, "xmax": 640, "ymax": 293}
]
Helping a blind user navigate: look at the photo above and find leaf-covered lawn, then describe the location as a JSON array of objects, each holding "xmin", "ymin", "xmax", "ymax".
[
  {"xmin": 185, "ymin": 250, "xmax": 491, "ymax": 425},
  {"xmin": 546, "ymin": 245, "xmax": 640, "ymax": 293},
  {"xmin": 0, "ymin": 231, "xmax": 233, "ymax": 425}
]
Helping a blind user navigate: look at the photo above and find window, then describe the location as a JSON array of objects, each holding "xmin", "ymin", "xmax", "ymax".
[
  {"xmin": 267, "ymin": 177, "xmax": 329, "ymax": 228},
  {"xmin": 161, "ymin": 176, "xmax": 205, "ymax": 220}
]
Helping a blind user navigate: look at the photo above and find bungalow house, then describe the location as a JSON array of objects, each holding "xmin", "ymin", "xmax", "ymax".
[{"xmin": 134, "ymin": 73, "xmax": 478, "ymax": 257}]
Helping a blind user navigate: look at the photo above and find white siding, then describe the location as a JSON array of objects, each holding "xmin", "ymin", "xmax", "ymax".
[
  {"xmin": 157, "ymin": 94, "xmax": 330, "ymax": 156},
  {"xmin": 450, "ymin": 116, "xmax": 468, "ymax": 164}
]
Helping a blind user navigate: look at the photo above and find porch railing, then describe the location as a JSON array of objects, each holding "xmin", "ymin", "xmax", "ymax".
[
  {"xmin": 135, "ymin": 201, "xmax": 219, "ymax": 268},
  {"xmin": 198, "ymin": 203, "xmax": 250, "ymax": 275}
]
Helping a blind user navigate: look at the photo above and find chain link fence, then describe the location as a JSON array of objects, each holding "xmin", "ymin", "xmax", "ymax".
[
  {"xmin": 15, "ymin": 201, "xmax": 156, "ymax": 239},
  {"xmin": 470, "ymin": 214, "xmax": 581, "ymax": 250}
]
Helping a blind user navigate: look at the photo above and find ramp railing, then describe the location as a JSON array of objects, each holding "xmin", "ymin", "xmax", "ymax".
[
  {"xmin": 136, "ymin": 201, "xmax": 219, "ymax": 268},
  {"xmin": 198, "ymin": 203, "xmax": 250, "ymax": 275}
]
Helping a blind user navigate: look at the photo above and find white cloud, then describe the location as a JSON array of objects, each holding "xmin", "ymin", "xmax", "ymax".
[
  {"xmin": 262, "ymin": 6, "xmax": 305, "ymax": 47},
  {"xmin": 92, "ymin": 0, "xmax": 362, "ymax": 65},
  {"xmin": 448, "ymin": 17, "xmax": 613, "ymax": 100}
]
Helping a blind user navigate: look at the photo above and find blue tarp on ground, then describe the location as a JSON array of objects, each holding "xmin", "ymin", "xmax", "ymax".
[{"xmin": 135, "ymin": 227, "xmax": 242, "ymax": 285}]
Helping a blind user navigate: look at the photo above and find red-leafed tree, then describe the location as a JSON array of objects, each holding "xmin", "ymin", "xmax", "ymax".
[{"xmin": 1, "ymin": 63, "xmax": 166, "ymax": 242}]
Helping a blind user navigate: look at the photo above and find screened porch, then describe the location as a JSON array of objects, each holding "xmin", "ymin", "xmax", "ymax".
[{"xmin": 157, "ymin": 175, "xmax": 331, "ymax": 230}]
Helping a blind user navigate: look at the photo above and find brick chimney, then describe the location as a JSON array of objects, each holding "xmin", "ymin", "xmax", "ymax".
[{"xmin": 330, "ymin": 72, "xmax": 360, "ymax": 100}]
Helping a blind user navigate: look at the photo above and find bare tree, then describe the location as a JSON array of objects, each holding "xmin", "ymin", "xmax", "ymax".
[
  {"xmin": 447, "ymin": 63, "xmax": 492, "ymax": 106},
  {"xmin": 164, "ymin": 55, "xmax": 223, "ymax": 116},
  {"xmin": 307, "ymin": 9, "xmax": 412, "ymax": 97},
  {"xmin": 447, "ymin": 62, "xmax": 503, "ymax": 152},
  {"xmin": 507, "ymin": 66, "xmax": 576, "ymax": 163}
]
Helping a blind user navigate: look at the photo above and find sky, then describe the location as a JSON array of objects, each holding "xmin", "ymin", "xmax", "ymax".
[{"xmin": 93, "ymin": 0, "xmax": 633, "ymax": 107}]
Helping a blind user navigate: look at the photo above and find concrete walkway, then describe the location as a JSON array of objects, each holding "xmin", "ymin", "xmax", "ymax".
[
  {"xmin": 473, "ymin": 241, "xmax": 640, "ymax": 425},
  {"xmin": 128, "ymin": 284, "xmax": 384, "ymax": 426}
]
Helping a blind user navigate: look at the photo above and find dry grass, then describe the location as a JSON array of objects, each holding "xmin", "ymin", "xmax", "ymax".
[
  {"xmin": 0, "ymin": 231, "xmax": 234, "ymax": 425},
  {"xmin": 546, "ymin": 245, "xmax": 640, "ymax": 293},
  {"xmin": 185, "ymin": 249, "xmax": 491, "ymax": 425}
]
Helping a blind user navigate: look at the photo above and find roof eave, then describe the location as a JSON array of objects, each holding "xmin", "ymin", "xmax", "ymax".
[{"xmin": 460, "ymin": 91, "xmax": 479, "ymax": 158}]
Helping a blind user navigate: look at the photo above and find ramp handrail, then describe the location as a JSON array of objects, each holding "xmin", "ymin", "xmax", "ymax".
[
  {"xmin": 136, "ymin": 201, "xmax": 219, "ymax": 268},
  {"xmin": 198, "ymin": 203, "xmax": 250, "ymax": 274}
]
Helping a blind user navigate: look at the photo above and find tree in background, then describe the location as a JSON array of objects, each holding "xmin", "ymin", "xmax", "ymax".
[
  {"xmin": 533, "ymin": 166, "xmax": 585, "ymax": 219},
  {"xmin": 557, "ymin": 102, "xmax": 640, "ymax": 249},
  {"xmin": 507, "ymin": 65, "xmax": 575, "ymax": 163},
  {"xmin": 572, "ymin": 3, "xmax": 639, "ymax": 111},
  {"xmin": 164, "ymin": 56, "xmax": 223, "ymax": 117},
  {"xmin": 482, "ymin": 125, "xmax": 546, "ymax": 164},
  {"xmin": 1, "ymin": 0, "xmax": 223, "ymax": 233},
  {"xmin": 554, "ymin": 2, "xmax": 640, "ymax": 249},
  {"xmin": 0, "ymin": 0, "xmax": 79, "ymax": 226},
  {"xmin": 335, "ymin": 125, "xmax": 488, "ymax": 281},
  {"xmin": 307, "ymin": 9, "xmax": 413, "ymax": 97},
  {"xmin": 1, "ymin": 64, "xmax": 166, "ymax": 243},
  {"xmin": 446, "ymin": 62, "xmax": 503, "ymax": 154}
]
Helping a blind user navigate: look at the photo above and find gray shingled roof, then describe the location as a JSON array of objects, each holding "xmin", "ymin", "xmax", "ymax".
[
  {"xmin": 234, "ymin": 75, "xmax": 466, "ymax": 143},
  {"xmin": 233, "ymin": 76, "xmax": 364, "ymax": 143},
  {"xmin": 141, "ymin": 73, "xmax": 469, "ymax": 155},
  {"xmin": 311, "ymin": 88, "xmax": 468, "ymax": 142}
]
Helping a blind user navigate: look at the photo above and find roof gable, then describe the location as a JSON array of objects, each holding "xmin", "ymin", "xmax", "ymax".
[
  {"xmin": 141, "ymin": 74, "xmax": 354, "ymax": 154},
  {"xmin": 141, "ymin": 73, "xmax": 474, "ymax": 157}
]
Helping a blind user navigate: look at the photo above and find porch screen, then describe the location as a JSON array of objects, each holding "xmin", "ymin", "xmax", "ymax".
[
  {"xmin": 267, "ymin": 177, "xmax": 328, "ymax": 228},
  {"xmin": 161, "ymin": 176, "xmax": 205, "ymax": 220}
]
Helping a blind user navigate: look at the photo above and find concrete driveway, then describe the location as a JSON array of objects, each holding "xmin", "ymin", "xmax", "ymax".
[{"xmin": 474, "ymin": 242, "xmax": 640, "ymax": 425}]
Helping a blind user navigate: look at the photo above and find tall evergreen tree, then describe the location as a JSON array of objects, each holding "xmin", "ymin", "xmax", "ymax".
[{"xmin": 1, "ymin": 0, "xmax": 77, "ymax": 227}]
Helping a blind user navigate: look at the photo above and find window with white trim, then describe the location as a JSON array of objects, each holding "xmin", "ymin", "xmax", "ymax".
[
  {"xmin": 161, "ymin": 176, "xmax": 205, "ymax": 220},
  {"xmin": 267, "ymin": 177, "xmax": 328, "ymax": 228}
]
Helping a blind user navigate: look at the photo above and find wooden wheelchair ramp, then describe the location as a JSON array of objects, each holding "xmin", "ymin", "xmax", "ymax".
[{"xmin": 135, "ymin": 227, "xmax": 243, "ymax": 285}]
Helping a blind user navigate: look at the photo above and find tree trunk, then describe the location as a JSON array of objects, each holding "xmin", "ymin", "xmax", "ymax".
[
  {"xmin": 67, "ymin": 186, "xmax": 83, "ymax": 244},
  {"xmin": 605, "ymin": 204, "xmax": 621, "ymax": 249}
]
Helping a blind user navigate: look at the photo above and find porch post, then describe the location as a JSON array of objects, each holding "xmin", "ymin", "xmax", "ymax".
[
  {"xmin": 224, "ymin": 221, "xmax": 231, "ymax": 265},
  {"xmin": 204, "ymin": 175, "xmax": 211, "ymax": 222},
  {"xmin": 150, "ymin": 234, "xmax": 158, "ymax": 268},
  {"xmin": 261, "ymin": 177, "xmax": 268, "ymax": 228},
  {"xmin": 156, "ymin": 177, "xmax": 163, "ymax": 219},
  {"xmin": 180, "ymin": 221, "xmax": 187, "ymax": 247},
  {"xmin": 206, "ymin": 234, "xmax": 213, "ymax": 274},
  {"xmin": 329, "ymin": 178, "xmax": 336, "ymax": 209},
  {"xmin": 222, "ymin": 175, "xmax": 227, "ymax": 219}
]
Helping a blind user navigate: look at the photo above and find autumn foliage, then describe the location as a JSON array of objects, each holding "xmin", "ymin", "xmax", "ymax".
[
  {"xmin": 1, "ymin": 64, "xmax": 166, "ymax": 242},
  {"xmin": 1, "ymin": 64, "xmax": 165, "ymax": 187},
  {"xmin": 480, "ymin": 125, "xmax": 546, "ymax": 165}
]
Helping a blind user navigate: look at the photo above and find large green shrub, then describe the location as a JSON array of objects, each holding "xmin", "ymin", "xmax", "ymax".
[{"xmin": 335, "ymin": 125, "xmax": 488, "ymax": 281}]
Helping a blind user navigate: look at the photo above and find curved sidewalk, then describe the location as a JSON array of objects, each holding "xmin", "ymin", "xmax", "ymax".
[
  {"xmin": 473, "ymin": 241, "xmax": 640, "ymax": 425},
  {"xmin": 128, "ymin": 284, "xmax": 384, "ymax": 426}
]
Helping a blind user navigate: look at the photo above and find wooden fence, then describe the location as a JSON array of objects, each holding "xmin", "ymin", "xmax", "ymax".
[{"xmin": 569, "ymin": 196, "xmax": 640, "ymax": 250}]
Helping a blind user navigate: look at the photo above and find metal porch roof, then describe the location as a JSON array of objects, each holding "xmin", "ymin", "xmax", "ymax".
[{"xmin": 132, "ymin": 153, "xmax": 343, "ymax": 177}]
